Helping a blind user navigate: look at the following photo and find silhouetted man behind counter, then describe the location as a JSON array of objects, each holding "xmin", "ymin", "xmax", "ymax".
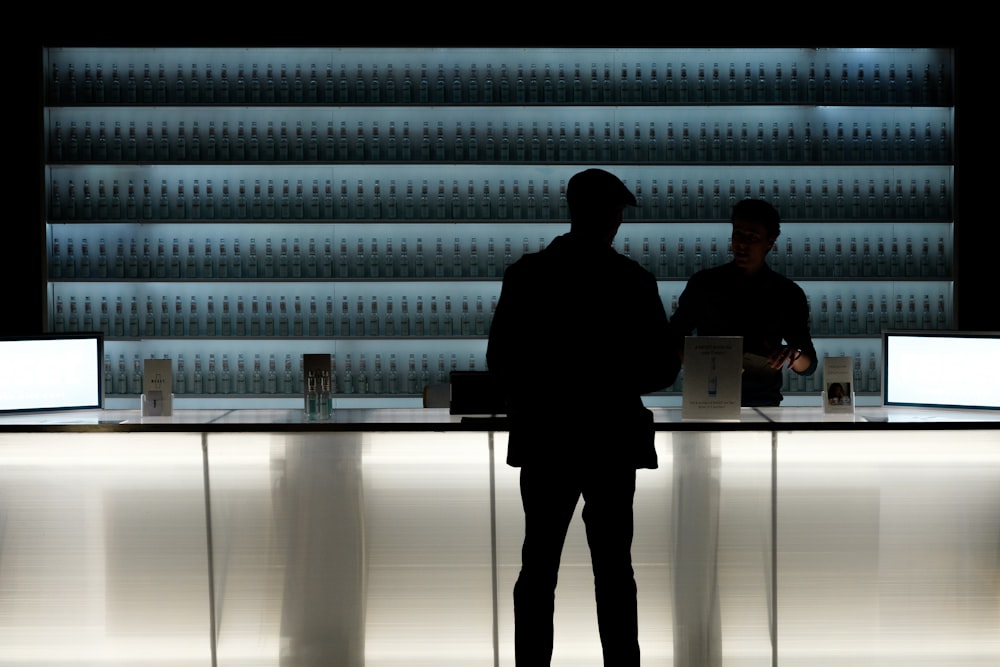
[
  {"xmin": 486, "ymin": 168, "xmax": 680, "ymax": 666},
  {"xmin": 669, "ymin": 198, "xmax": 817, "ymax": 406}
]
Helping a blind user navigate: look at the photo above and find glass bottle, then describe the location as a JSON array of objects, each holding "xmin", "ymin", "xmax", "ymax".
[
  {"xmin": 206, "ymin": 355, "xmax": 217, "ymax": 394},
  {"xmin": 220, "ymin": 355, "xmax": 232, "ymax": 394}
]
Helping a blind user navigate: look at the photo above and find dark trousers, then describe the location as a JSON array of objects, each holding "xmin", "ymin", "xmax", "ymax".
[{"xmin": 514, "ymin": 462, "xmax": 639, "ymax": 666}]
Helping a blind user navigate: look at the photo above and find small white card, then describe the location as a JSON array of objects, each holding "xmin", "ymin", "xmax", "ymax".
[
  {"xmin": 142, "ymin": 358, "xmax": 173, "ymax": 416},
  {"xmin": 823, "ymin": 355, "xmax": 854, "ymax": 413},
  {"xmin": 682, "ymin": 336, "xmax": 743, "ymax": 420}
]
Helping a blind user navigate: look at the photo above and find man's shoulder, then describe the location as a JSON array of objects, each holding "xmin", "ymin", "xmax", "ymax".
[
  {"xmin": 595, "ymin": 251, "xmax": 658, "ymax": 287},
  {"xmin": 687, "ymin": 262, "xmax": 732, "ymax": 284},
  {"xmin": 763, "ymin": 266, "xmax": 805, "ymax": 290},
  {"xmin": 508, "ymin": 238, "xmax": 654, "ymax": 278},
  {"xmin": 505, "ymin": 250, "xmax": 543, "ymax": 274}
]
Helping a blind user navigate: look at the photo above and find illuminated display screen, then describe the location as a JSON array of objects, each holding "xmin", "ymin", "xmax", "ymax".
[
  {"xmin": 883, "ymin": 330, "xmax": 1000, "ymax": 410},
  {"xmin": 0, "ymin": 333, "xmax": 104, "ymax": 412}
]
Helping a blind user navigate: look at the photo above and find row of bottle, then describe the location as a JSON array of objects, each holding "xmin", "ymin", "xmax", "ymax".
[
  {"xmin": 48, "ymin": 232, "xmax": 951, "ymax": 283},
  {"xmin": 807, "ymin": 293, "xmax": 950, "ymax": 335},
  {"xmin": 106, "ymin": 348, "xmax": 884, "ymax": 398},
  {"xmin": 106, "ymin": 351, "xmax": 477, "ymax": 396},
  {"xmin": 55, "ymin": 294, "xmax": 499, "ymax": 339},
  {"xmin": 53, "ymin": 286, "xmax": 950, "ymax": 341},
  {"xmin": 48, "ymin": 175, "xmax": 952, "ymax": 223},
  {"xmin": 806, "ymin": 351, "xmax": 882, "ymax": 395},
  {"xmin": 673, "ymin": 350, "xmax": 883, "ymax": 395},
  {"xmin": 49, "ymin": 118, "xmax": 953, "ymax": 165},
  {"xmin": 652, "ymin": 234, "xmax": 950, "ymax": 280},
  {"xmin": 48, "ymin": 60, "xmax": 951, "ymax": 107},
  {"xmin": 762, "ymin": 235, "xmax": 949, "ymax": 279},
  {"xmin": 49, "ymin": 236, "xmax": 520, "ymax": 280}
]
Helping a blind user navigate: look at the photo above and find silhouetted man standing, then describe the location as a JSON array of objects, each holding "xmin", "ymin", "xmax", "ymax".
[{"xmin": 487, "ymin": 168, "xmax": 680, "ymax": 666}]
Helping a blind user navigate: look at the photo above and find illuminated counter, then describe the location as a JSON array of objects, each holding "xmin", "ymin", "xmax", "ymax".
[{"xmin": 0, "ymin": 407, "xmax": 998, "ymax": 667}]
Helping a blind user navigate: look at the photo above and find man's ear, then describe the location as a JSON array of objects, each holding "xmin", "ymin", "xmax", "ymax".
[{"xmin": 607, "ymin": 220, "xmax": 622, "ymax": 244}]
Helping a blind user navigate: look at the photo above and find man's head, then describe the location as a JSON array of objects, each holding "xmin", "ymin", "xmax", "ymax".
[
  {"xmin": 730, "ymin": 198, "xmax": 781, "ymax": 239},
  {"xmin": 730, "ymin": 198, "xmax": 781, "ymax": 274},
  {"xmin": 567, "ymin": 169, "xmax": 637, "ymax": 240}
]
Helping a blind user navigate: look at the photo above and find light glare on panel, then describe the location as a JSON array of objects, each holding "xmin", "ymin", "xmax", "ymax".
[
  {"xmin": 361, "ymin": 432, "xmax": 489, "ymax": 465},
  {"xmin": 883, "ymin": 331, "xmax": 1000, "ymax": 409},
  {"xmin": 0, "ymin": 334, "xmax": 103, "ymax": 413},
  {"xmin": 0, "ymin": 632, "xmax": 211, "ymax": 663},
  {"xmin": 0, "ymin": 432, "xmax": 202, "ymax": 466},
  {"xmin": 779, "ymin": 430, "xmax": 1000, "ymax": 465}
]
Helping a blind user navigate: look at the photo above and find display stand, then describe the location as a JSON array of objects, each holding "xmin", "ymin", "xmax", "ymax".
[
  {"xmin": 141, "ymin": 358, "xmax": 173, "ymax": 416},
  {"xmin": 682, "ymin": 336, "xmax": 743, "ymax": 421},
  {"xmin": 822, "ymin": 356, "xmax": 855, "ymax": 415},
  {"xmin": 303, "ymin": 353, "xmax": 332, "ymax": 420}
]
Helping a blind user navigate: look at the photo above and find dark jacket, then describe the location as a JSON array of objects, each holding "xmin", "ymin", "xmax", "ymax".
[
  {"xmin": 669, "ymin": 261, "xmax": 818, "ymax": 406},
  {"xmin": 486, "ymin": 232, "xmax": 680, "ymax": 468}
]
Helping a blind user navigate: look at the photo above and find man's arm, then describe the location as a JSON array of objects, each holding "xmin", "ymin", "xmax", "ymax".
[
  {"xmin": 666, "ymin": 278, "xmax": 698, "ymax": 361},
  {"xmin": 633, "ymin": 274, "xmax": 681, "ymax": 394},
  {"xmin": 783, "ymin": 282, "xmax": 818, "ymax": 376}
]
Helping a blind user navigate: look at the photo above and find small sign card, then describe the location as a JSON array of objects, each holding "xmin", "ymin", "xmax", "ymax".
[
  {"xmin": 142, "ymin": 358, "xmax": 173, "ymax": 416},
  {"xmin": 823, "ymin": 355, "xmax": 855, "ymax": 413},
  {"xmin": 682, "ymin": 336, "xmax": 743, "ymax": 420}
]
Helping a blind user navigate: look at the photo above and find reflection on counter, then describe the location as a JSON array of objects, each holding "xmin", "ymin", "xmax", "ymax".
[{"xmin": 0, "ymin": 415, "xmax": 997, "ymax": 665}]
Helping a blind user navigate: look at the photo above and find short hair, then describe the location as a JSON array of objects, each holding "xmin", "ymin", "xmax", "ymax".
[{"xmin": 731, "ymin": 198, "xmax": 781, "ymax": 239}]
